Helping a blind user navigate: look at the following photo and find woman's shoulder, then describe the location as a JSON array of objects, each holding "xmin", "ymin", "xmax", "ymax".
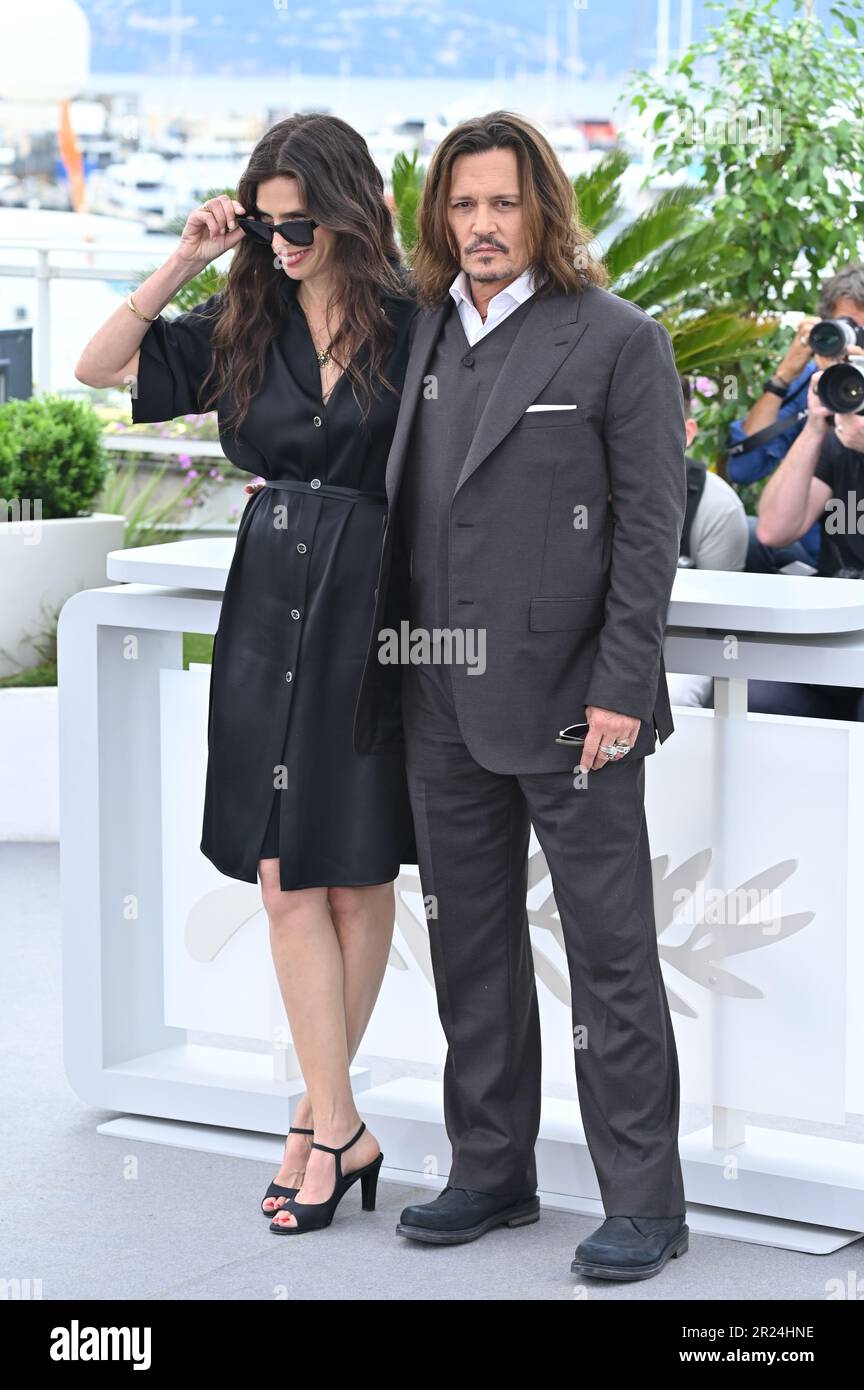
[
  {"xmin": 381, "ymin": 290, "xmax": 418, "ymax": 343},
  {"xmin": 154, "ymin": 288, "xmax": 225, "ymax": 342},
  {"xmin": 181, "ymin": 288, "xmax": 225, "ymax": 323},
  {"xmin": 382, "ymin": 291, "xmax": 418, "ymax": 324},
  {"xmin": 381, "ymin": 259, "xmax": 417, "ymax": 314}
]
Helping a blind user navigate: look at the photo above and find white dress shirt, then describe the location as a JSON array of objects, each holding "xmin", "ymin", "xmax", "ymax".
[{"xmin": 448, "ymin": 265, "xmax": 539, "ymax": 347}]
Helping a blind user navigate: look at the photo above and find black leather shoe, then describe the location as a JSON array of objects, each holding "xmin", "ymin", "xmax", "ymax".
[
  {"xmin": 571, "ymin": 1215, "xmax": 688, "ymax": 1281},
  {"xmin": 396, "ymin": 1184, "xmax": 540, "ymax": 1244}
]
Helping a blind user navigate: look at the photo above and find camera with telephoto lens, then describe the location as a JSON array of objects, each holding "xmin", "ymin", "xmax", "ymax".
[
  {"xmin": 816, "ymin": 355, "xmax": 864, "ymax": 415},
  {"xmin": 809, "ymin": 317, "xmax": 864, "ymax": 357}
]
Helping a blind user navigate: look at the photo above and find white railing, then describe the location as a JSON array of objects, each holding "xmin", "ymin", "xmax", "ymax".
[
  {"xmin": 101, "ymin": 435, "xmax": 226, "ymax": 462},
  {"xmin": 0, "ymin": 237, "xmax": 187, "ymax": 393}
]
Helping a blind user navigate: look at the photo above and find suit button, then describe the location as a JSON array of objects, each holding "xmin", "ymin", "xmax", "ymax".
[
  {"xmin": 291, "ymin": 608, "xmax": 301, "ymax": 620},
  {"xmin": 310, "ymin": 478, "xmax": 321, "ymax": 488},
  {"xmin": 313, "ymin": 415, "xmax": 322, "ymax": 427},
  {"xmin": 285, "ymin": 671, "xmax": 293, "ymax": 682},
  {"xmin": 297, "ymin": 542, "xmax": 307, "ymax": 553}
]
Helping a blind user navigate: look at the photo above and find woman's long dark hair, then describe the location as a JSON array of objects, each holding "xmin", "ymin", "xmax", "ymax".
[{"xmin": 198, "ymin": 113, "xmax": 409, "ymax": 433}]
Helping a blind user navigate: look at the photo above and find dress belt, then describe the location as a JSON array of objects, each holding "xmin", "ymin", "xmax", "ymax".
[{"xmin": 263, "ymin": 478, "xmax": 387, "ymax": 505}]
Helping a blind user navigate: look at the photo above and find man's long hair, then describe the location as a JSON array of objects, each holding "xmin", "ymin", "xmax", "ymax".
[
  {"xmin": 198, "ymin": 112, "xmax": 410, "ymax": 433},
  {"xmin": 409, "ymin": 111, "xmax": 608, "ymax": 308}
]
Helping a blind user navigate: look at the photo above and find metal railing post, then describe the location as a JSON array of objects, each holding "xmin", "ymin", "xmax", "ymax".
[{"xmin": 35, "ymin": 248, "xmax": 52, "ymax": 393}]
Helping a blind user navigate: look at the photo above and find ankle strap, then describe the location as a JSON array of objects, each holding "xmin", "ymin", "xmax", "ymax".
[{"xmin": 311, "ymin": 1121, "xmax": 365, "ymax": 1156}]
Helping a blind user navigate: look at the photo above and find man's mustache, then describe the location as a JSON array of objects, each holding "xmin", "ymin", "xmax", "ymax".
[{"xmin": 465, "ymin": 240, "xmax": 508, "ymax": 253}]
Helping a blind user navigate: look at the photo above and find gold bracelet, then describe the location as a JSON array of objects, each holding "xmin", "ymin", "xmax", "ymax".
[{"xmin": 126, "ymin": 292, "xmax": 158, "ymax": 323}]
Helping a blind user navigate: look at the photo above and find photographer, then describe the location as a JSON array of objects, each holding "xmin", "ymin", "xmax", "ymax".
[
  {"xmin": 727, "ymin": 263, "xmax": 864, "ymax": 574},
  {"xmin": 745, "ymin": 364, "xmax": 864, "ymax": 720}
]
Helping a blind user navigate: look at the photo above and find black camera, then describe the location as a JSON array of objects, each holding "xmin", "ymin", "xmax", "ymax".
[
  {"xmin": 809, "ymin": 316, "xmax": 864, "ymax": 358},
  {"xmin": 816, "ymin": 356, "xmax": 864, "ymax": 414}
]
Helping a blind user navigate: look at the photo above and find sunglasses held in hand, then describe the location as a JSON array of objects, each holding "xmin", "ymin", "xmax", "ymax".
[
  {"xmin": 235, "ymin": 215, "xmax": 319, "ymax": 246},
  {"xmin": 555, "ymin": 722, "xmax": 589, "ymax": 748}
]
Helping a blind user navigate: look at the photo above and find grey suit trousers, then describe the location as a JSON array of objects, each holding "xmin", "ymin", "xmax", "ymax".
[{"xmin": 402, "ymin": 660, "xmax": 686, "ymax": 1218}]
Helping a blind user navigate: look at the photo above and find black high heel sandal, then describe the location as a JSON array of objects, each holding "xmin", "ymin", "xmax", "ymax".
[
  {"xmin": 268, "ymin": 1121, "xmax": 383, "ymax": 1235},
  {"xmin": 260, "ymin": 1125, "xmax": 314, "ymax": 1216}
]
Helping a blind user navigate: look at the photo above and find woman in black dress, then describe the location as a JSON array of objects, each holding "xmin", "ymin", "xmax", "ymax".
[{"xmin": 75, "ymin": 114, "xmax": 418, "ymax": 1234}]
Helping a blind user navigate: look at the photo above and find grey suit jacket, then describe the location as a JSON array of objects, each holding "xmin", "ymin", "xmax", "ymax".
[{"xmin": 353, "ymin": 283, "xmax": 687, "ymax": 771}]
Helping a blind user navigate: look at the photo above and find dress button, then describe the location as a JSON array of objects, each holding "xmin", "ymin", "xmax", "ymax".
[
  {"xmin": 291, "ymin": 608, "xmax": 301, "ymax": 620},
  {"xmin": 313, "ymin": 415, "xmax": 322, "ymax": 427},
  {"xmin": 285, "ymin": 671, "xmax": 293, "ymax": 682},
  {"xmin": 297, "ymin": 542, "xmax": 307, "ymax": 553},
  {"xmin": 310, "ymin": 478, "xmax": 321, "ymax": 489}
]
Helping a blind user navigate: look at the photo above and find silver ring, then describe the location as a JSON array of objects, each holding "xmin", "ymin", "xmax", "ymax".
[{"xmin": 600, "ymin": 741, "xmax": 631, "ymax": 758}]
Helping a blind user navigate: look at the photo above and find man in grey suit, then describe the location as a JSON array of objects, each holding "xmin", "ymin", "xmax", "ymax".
[{"xmin": 354, "ymin": 112, "xmax": 689, "ymax": 1281}]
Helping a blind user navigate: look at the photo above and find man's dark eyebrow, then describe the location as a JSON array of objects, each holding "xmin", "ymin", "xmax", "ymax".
[{"xmin": 448, "ymin": 192, "xmax": 521, "ymax": 201}]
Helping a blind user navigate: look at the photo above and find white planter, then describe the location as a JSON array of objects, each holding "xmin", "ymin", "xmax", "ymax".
[
  {"xmin": 0, "ymin": 686, "xmax": 58, "ymax": 840},
  {"xmin": 0, "ymin": 511, "xmax": 126, "ymax": 679}
]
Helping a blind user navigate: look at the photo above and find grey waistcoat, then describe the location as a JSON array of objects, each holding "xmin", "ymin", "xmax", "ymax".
[{"xmin": 399, "ymin": 293, "xmax": 536, "ymax": 632}]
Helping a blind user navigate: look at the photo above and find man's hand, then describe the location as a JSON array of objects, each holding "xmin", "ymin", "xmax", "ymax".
[
  {"xmin": 579, "ymin": 706, "xmax": 641, "ymax": 774},
  {"xmin": 804, "ymin": 370, "xmax": 834, "ymax": 434},
  {"xmin": 835, "ymin": 411, "xmax": 864, "ymax": 454},
  {"xmin": 777, "ymin": 316, "xmax": 820, "ymax": 382}
]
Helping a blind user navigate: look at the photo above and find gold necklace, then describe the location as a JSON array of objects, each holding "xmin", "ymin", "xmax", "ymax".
[{"xmin": 297, "ymin": 295, "xmax": 336, "ymax": 367}]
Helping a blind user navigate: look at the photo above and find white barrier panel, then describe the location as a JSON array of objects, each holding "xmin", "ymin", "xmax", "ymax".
[
  {"xmin": 157, "ymin": 669, "xmax": 850, "ymax": 1118},
  {"xmin": 57, "ymin": 561, "xmax": 864, "ymax": 1244}
]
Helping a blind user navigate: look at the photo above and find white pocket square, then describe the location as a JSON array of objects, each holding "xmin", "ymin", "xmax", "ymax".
[{"xmin": 524, "ymin": 403, "xmax": 578, "ymax": 411}]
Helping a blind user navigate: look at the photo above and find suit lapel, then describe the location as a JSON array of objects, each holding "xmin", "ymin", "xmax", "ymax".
[
  {"xmin": 385, "ymin": 288, "xmax": 591, "ymax": 510},
  {"xmin": 385, "ymin": 302, "xmax": 448, "ymax": 507},
  {"xmin": 454, "ymin": 291, "xmax": 589, "ymax": 497}
]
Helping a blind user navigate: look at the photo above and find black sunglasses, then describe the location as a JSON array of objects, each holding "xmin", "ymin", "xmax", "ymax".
[
  {"xmin": 235, "ymin": 215, "xmax": 318, "ymax": 247},
  {"xmin": 555, "ymin": 722, "xmax": 589, "ymax": 748}
]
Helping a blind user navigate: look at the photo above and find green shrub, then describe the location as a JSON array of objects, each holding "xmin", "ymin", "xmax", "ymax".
[{"xmin": 0, "ymin": 394, "xmax": 109, "ymax": 521}]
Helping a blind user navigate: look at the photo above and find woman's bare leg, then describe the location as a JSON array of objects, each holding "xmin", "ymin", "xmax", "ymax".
[{"xmin": 258, "ymin": 860, "xmax": 396, "ymax": 1217}]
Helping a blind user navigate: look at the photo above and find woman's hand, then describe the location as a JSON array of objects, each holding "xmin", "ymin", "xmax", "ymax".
[
  {"xmin": 176, "ymin": 195, "xmax": 247, "ymax": 266},
  {"xmin": 243, "ymin": 477, "xmax": 268, "ymax": 496}
]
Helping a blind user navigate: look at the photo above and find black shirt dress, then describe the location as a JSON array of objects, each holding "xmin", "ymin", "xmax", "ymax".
[{"xmin": 130, "ymin": 272, "xmax": 419, "ymax": 890}]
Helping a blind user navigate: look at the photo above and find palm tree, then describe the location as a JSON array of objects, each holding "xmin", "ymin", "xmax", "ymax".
[{"xmin": 571, "ymin": 150, "xmax": 772, "ymax": 377}]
